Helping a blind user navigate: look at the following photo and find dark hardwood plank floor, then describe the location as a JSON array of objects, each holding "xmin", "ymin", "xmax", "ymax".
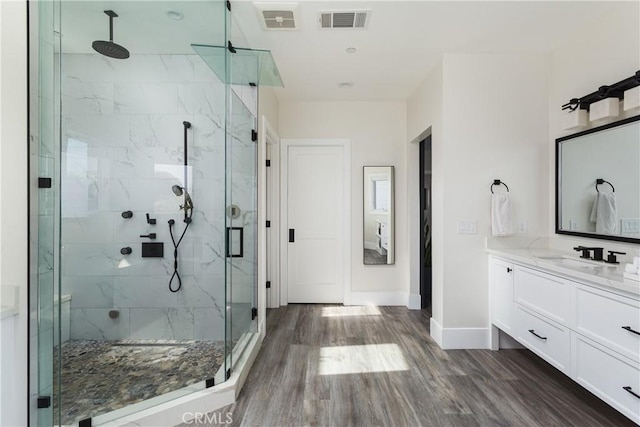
[{"xmin": 177, "ymin": 305, "xmax": 635, "ymax": 427}]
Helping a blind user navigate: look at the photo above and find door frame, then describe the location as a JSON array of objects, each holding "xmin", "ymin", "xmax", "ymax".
[
  {"xmin": 280, "ymin": 138, "xmax": 351, "ymax": 306},
  {"xmin": 259, "ymin": 116, "xmax": 280, "ymax": 311}
]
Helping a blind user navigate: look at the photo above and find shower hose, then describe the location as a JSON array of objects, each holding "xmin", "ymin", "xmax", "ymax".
[{"xmin": 168, "ymin": 215, "xmax": 192, "ymax": 293}]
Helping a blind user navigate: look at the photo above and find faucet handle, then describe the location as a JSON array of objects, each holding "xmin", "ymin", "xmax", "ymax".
[
  {"xmin": 605, "ymin": 250, "xmax": 626, "ymax": 264},
  {"xmin": 590, "ymin": 247, "xmax": 604, "ymax": 261},
  {"xmin": 573, "ymin": 246, "xmax": 591, "ymax": 259}
]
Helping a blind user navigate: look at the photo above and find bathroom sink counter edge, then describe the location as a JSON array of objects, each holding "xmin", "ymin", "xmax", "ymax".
[{"xmin": 486, "ymin": 246, "xmax": 640, "ymax": 297}]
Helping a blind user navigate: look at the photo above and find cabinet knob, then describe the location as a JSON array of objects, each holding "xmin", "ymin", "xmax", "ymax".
[{"xmin": 507, "ymin": 267, "xmax": 512, "ymax": 273}]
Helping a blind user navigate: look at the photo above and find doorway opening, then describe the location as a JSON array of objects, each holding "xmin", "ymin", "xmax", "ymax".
[{"xmin": 419, "ymin": 136, "xmax": 432, "ymax": 310}]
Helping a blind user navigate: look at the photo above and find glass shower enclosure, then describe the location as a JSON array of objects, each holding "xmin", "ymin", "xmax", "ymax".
[{"xmin": 30, "ymin": 1, "xmax": 281, "ymax": 425}]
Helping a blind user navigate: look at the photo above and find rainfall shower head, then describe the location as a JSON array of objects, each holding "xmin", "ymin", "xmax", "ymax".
[
  {"xmin": 92, "ymin": 10, "xmax": 130, "ymax": 59},
  {"xmin": 171, "ymin": 185, "xmax": 184, "ymax": 197}
]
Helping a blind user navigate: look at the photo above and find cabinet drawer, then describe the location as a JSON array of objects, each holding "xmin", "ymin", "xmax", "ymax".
[
  {"xmin": 572, "ymin": 334, "xmax": 640, "ymax": 425},
  {"xmin": 574, "ymin": 285, "xmax": 640, "ymax": 364},
  {"xmin": 514, "ymin": 266, "xmax": 571, "ymax": 325},
  {"xmin": 515, "ymin": 305, "xmax": 571, "ymax": 375}
]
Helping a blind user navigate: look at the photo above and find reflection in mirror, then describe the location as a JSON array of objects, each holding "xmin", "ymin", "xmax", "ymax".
[
  {"xmin": 557, "ymin": 116, "xmax": 640, "ymax": 243},
  {"xmin": 363, "ymin": 166, "xmax": 395, "ymax": 265}
]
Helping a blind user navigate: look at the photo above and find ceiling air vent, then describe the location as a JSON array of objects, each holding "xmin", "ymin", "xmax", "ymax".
[
  {"xmin": 318, "ymin": 10, "xmax": 370, "ymax": 29},
  {"xmin": 262, "ymin": 10, "xmax": 295, "ymax": 29}
]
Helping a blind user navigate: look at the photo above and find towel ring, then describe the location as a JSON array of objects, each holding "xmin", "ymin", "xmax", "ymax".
[
  {"xmin": 595, "ymin": 179, "xmax": 615, "ymax": 193},
  {"xmin": 490, "ymin": 179, "xmax": 509, "ymax": 194}
]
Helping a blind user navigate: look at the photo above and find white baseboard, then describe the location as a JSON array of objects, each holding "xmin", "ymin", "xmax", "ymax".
[
  {"xmin": 430, "ymin": 317, "xmax": 443, "ymax": 347},
  {"xmin": 408, "ymin": 293, "xmax": 422, "ymax": 310},
  {"xmin": 430, "ymin": 318, "xmax": 490, "ymax": 350},
  {"xmin": 346, "ymin": 291, "xmax": 408, "ymax": 306}
]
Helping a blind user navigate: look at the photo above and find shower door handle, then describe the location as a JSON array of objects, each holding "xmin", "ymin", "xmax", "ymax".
[{"xmin": 289, "ymin": 229, "xmax": 295, "ymax": 243}]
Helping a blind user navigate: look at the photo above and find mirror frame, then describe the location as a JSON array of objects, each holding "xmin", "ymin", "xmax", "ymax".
[
  {"xmin": 555, "ymin": 114, "xmax": 640, "ymax": 244},
  {"xmin": 363, "ymin": 166, "xmax": 395, "ymax": 265}
]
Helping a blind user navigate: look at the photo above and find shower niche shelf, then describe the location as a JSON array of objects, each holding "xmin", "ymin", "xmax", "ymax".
[{"xmin": 191, "ymin": 44, "xmax": 284, "ymax": 87}]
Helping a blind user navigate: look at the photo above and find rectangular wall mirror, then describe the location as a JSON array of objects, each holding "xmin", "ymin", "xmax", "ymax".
[
  {"xmin": 556, "ymin": 115, "xmax": 640, "ymax": 243},
  {"xmin": 363, "ymin": 166, "xmax": 395, "ymax": 265}
]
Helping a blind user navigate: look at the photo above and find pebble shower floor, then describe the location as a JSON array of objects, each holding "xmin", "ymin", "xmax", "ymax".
[{"xmin": 53, "ymin": 340, "xmax": 227, "ymax": 425}]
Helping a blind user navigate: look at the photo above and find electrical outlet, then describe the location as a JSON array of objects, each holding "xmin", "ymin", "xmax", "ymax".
[
  {"xmin": 457, "ymin": 219, "xmax": 477, "ymax": 234},
  {"xmin": 517, "ymin": 220, "xmax": 527, "ymax": 234}
]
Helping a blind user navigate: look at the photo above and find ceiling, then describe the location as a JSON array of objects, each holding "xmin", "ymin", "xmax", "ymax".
[{"xmin": 59, "ymin": 1, "xmax": 634, "ymax": 102}]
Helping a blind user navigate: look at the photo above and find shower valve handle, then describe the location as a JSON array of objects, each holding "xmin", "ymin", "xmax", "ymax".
[{"xmin": 139, "ymin": 233, "xmax": 156, "ymax": 239}]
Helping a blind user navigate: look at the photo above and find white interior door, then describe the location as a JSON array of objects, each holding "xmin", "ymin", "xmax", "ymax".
[{"xmin": 286, "ymin": 145, "xmax": 345, "ymax": 303}]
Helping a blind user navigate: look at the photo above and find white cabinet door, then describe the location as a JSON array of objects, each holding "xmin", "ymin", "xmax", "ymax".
[
  {"xmin": 572, "ymin": 333, "xmax": 640, "ymax": 424},
  {"xmin": 490, "ymin": 258, "xmax": 515, "ymax": 334}
]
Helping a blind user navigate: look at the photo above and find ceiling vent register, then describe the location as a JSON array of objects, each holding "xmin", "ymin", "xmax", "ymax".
[
  {"xmin": 318, "ymin": 10, "xmax": 370, "ymax": 29},
  {"xmin": 262, "ymin": 10, "xmax": 296, "ymax": 29}
]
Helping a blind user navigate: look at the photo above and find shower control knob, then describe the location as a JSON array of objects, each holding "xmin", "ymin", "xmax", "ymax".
[
  {"xmin": 120, "ymin": 247, "xmax": 132, "ymax": 255},
  {"xmin": 121, "ymin": 210, "xmax": 133, "ymax": 219}
]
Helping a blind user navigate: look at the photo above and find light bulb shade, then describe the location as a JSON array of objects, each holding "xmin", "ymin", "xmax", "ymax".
[
  {"xmin": 589, "ymin": 98, "xmax": 620, "ymax": 122},
  {"xmin": 623, "ymin": 86, "xmax": 640, "ymax": 111},
  {"xmin": 561, "ymin": 109, "xmax": 588, "ymax": 130}
]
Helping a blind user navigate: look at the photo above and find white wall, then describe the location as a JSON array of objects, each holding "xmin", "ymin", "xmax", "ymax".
[
  {"xmin": 258, "ymin": 87, "xmax": 279, "ymax": 134},
  {"xmin": 279, "ymin": 102, "xmax": 408, "ymax": 300},
  {"xmin": 407, "ymin": 54, "xmax": 550, "ymax": 339},
  {"xmin": 0, "ymin": 1, "xmax": 29, "ymax": 425},
  {"xmin": 548, "ymin": 2, "xmax": 640, "ymax": 257}
]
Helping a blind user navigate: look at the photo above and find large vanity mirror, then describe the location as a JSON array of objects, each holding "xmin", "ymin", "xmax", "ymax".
[
  {"xmin": 556, "ymin": 115, "xmax": 640, "ymax": 243},
  {"xmin": 363, "ymin": 166, "xmax": 395, "ymax": 265}
]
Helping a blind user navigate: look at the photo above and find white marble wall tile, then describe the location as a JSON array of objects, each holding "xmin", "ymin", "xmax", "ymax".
[
  {"xmin": 62, "ymin": 244, "xmax": 124, "ymax": 277},
  {"xmin": 129, "ymin": 115, "xmax": 190, "ymax": 148},
  {"xmin": 110, "ymin": 178, "xmax": 187, "ymax": 213},
  {"xmin": 121, "ymin": 243, "xmax": 194, "ymax": 277},
  {"xmin": 40, "ymin": 99, "xmax": 56, "ymax": 153},
  {"xmin": 193, "ymin": 307, "xmax": 225, "ymax": 340},
  {"xmin": 64, "ymin": 115, "xmax": 129, "ymax": 147},
  {"xmin": 178, "ymin": 83, "xmax": 225, "ymax": 115},
  {"xmin": 62, "ymin": 82, "xmax": 114, "ymax": 115},
  {"xmin": 63, "ymin": 54, "xmax": 132, "ymax": 84},
  {"xmin": 112, "ymin": 146, "xmax": 184, "ymax": 179},
  {"xmin": 113, "ymin": 276, "xmax": 179, "ymax": 308},
  {"xmin": 129, "ymin": 308, "xmax": 194, "ymax": 340},
  {"xmin": 128, "ymin": 55, "xmax": 194, "ymax": 83},
  {"xmin": 64, "ymin": 276, "xmax": 114, "ymax": 309},
  {"xmin": 114, "ymin": 83, "xmax": 178, "ymax": 115},
  {"xmin": 177, "ymin": 275, "xmax": 224, "ymax": 309},
  {"xmin": 70, "ymin": 308, "xmax": 130, "ymax": 340},
  {"xmin": 191, "ymin": 114, "xmax": 225, "ymax": 150},
  {"xmin": 38, "ymin": 214, "xmax": 55, "ymax": 274},
  {"xmin": 188, "ymin": 55, "xmax": 221, "ymax": 83},
  {"xmin": 61, "ymin": 212, "xmax": 114, "ymax": 244}
]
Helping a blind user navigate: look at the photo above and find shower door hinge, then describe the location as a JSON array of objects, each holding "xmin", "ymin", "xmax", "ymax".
[
  {"xmin": 226, "ymin": 369, "xmax": 231, "ymax": 380},
  {"xmin": 78, "ymin": 418, "xmax": 92, "ymax": 427},
  {"xmin": 266, "ymin": 159, "xmax": 271, "ymax": 167},
  {"xmin": 228, "ymin": 41, "xmax": 236, "ymax": 54},
  {"xmin": 251, "ymin": 307, "xmax": 258, "ymax": 320},
  {"xmin": 205, "ymin": 377, "xmax": 215, "ymax": 388},
  {"xmin": 266, "ymin": 281, "xmax": 271, "ymax": 289},
  {"xmin": 226, "ymin": 0, "xmax": 231, "ymax": 11},
  {"xmin": 251, "ymin": 129, "xmax": 257, "ymax": 142},
  {"xmin": 249, "ymin": 82, "xmax": 257, "ymax": 87},
  {"xmin": 266, "ymin": 220, "xmax": 271, "ymax": 228},
  {"xmin": 37, "ymin": 396, "xmax": 51, "ymax": 408},
  {"xmin": 38, "ymin": 177, "xmax": 52, "ymax": 188}
]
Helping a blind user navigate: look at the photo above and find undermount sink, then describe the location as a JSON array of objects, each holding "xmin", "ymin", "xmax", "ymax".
[{"xmin": 536, "ymin": 255, "xmax": 605, "ymax": 269}]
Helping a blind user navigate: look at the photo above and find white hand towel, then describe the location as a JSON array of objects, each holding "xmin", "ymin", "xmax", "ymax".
[
  {"xmin": 491, "ymin": 193, "xmax": 513, "ymax": 236},
  {"xmin": 590, "ymin": 192, "xmax": 618, "ymax": 234}
]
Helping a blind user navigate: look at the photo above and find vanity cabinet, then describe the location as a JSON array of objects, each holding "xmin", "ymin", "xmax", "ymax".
[
  {"xmin": 489, "ymin": 256, "xmax": 640, "ymax": 424},
  {"xmin": 490, "ymin": 258, "xmax": 515, "ymax": 335}
]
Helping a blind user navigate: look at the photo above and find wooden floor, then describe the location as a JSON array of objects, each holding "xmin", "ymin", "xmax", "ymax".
[{"xmin": 179, "ymin": 305, "xmax": 635, "ymax": 427}]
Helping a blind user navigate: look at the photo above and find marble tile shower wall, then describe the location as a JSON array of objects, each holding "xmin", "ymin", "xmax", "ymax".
[{"xmin": 60, "ymin": 54, "xmax": 257, "ymax": 341}]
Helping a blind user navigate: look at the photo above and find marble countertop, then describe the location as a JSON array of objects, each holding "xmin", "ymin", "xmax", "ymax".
[
  {"xmin": 487, "ymin": 246, "xmax": 640, "ymax": 297},
  {"xmin": 1, "ymin": 286, "xmax": 19, "ymax": 320}
]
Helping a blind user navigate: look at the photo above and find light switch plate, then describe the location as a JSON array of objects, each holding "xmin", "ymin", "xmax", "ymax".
[
  {"xmin": 621, "ymin": 218, "xmax": 640, "ymax": 233},
  {"xmin": 457, "ymin": 219, "xmax": 477, "ymax": 234}
]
